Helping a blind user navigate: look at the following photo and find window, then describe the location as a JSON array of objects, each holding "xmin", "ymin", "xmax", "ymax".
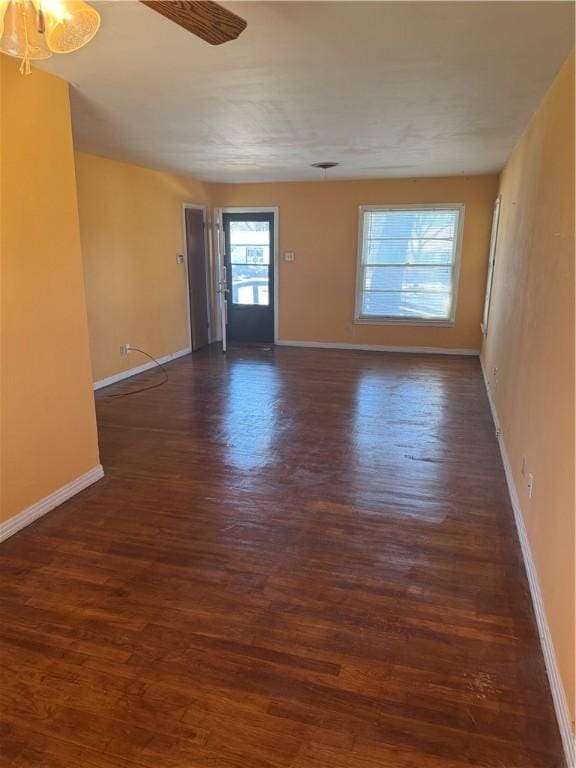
[{"xmin": 355, "ymin": 204, "xmax": 464, "ymax": 325}]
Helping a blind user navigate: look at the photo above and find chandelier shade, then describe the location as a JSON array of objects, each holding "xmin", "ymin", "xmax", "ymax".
[
  {"xmin": 45, "ymin": 0, "xmax": 100, "ymax": 53},
  {"xmin": 0, "ymin": 1, "xmax": 52, "ymax": 60},
  {"xmin": 0, "ymin": 0, "xmax": 100, "ymax": 73}
]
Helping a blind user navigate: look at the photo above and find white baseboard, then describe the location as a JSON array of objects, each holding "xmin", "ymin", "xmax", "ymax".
[
  {"xmin": 93, "ymin": 347, "xmax": 192, "ymax": 391},
  {"xmin": 480, "ymin": 358, "xmax": 575, "ymax": 768},
  {"xmin": 276, "ymin": 339, "xmax": 479, "ymax": 356},
  {"xmin": 0, "ymin": 464, "xmax": 104, "ymax": 543}
]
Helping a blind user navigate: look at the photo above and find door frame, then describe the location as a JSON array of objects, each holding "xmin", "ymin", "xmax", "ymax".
[
  {"xmin": 214, "ymin": 207, "xmax": 279, "ymax": 344},
  {"xmin": 182, "ymin": 203, "xmax": 213, "ymax": 348}
]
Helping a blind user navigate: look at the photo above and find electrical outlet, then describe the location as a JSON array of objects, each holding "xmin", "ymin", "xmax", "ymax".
[
  {"xmin": 120, "ymin": 343, "xmax": 131, "ymax": 356},
  {"xmin": 493, "ymin": 366, "xmax": 498, "ymax": 383},
  {"xmin": 527, "ymin": 473, "xmax": 534, "ymax": 499}
]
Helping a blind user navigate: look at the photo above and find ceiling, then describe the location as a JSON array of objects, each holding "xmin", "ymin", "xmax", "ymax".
[{"xmin": 38, "ymin": 1, "xmax": 574, "ymax": 183}]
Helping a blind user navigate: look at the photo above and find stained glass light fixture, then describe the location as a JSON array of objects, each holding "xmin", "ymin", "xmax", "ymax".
[{"xmin": 0, "ymin": 0, "xmax": 100, "ymax": 74}]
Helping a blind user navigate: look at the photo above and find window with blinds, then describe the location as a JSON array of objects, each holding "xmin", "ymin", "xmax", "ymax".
[{"xmin": 355, "ymin": 205, "xmax": 464, "ymax": 324}]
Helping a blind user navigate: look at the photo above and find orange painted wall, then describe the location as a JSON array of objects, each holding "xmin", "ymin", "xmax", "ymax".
[
  {"xmin": 482, "ymin": 51, "xmax": 575, "ymax": 725},
  {"xmin": 0, "ymin": 57, "xmax": 100, "ymax": 523},
  {"xmin": 75, "ymin": 153, "xmax": 211, "ymax": 382},
  {"xmin": 209, "ymin": 175, "xmax": 499, "ymax": 349},
  {"xmin": 76, "ymin": 163, "xmax": 498, "ymax": 376}
]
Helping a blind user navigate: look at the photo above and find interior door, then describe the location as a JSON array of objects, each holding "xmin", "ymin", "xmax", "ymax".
[
  {"xmin": 185, "ymin": 207, "xmax": 210, "ymax": 351},
  {"xmin": 223, "ymin": 211, "xmax": 274, "ymax": 344}
]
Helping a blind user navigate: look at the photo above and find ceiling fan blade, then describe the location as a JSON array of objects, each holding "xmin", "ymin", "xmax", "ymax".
[{"xmin": 140, "ymin": 1, "xmax": 247, "ymax": 45}]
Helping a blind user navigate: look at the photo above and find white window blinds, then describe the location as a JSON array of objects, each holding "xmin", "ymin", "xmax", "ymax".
[{"xmin": 356, "ymin": 206, "xmax": 464, "ymax": 323}]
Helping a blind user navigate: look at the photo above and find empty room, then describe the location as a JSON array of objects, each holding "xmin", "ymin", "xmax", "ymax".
[{"xmin": 1, "ymin": 1, "xmax": 574, "ymax": 766}]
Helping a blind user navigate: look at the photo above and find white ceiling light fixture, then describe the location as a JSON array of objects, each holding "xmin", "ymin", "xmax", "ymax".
[{"xmin": 0, "ymin": 0, "xmax": 100, "ymax": 74}]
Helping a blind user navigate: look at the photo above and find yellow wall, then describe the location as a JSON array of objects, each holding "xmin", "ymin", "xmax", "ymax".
[
  {"xmin": 0, "ymin": 57, "xmax": 100, "ymax": 523},
  {"xmin": 210, "ymin": 175, "xmax": 498, "ymax": 349},
  {"xmin": 482, "ymin": 52, "xmax": 575, "ymax": 724},
  {"xmin": 75, "ymin": 153, "xmax": 211, "ymax": 382},
  {"xmin": 76, "ymin": 162, "xmax": 497, "ymax": 380}
]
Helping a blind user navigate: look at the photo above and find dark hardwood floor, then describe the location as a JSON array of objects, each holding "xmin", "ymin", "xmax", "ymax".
[{"xmin": 0, "ymin": 345, "xmax": 564, "ymax": 767}]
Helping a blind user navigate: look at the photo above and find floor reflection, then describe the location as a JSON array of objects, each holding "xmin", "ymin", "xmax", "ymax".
[
  {"xmin": 221, "ymin": 357, "xmax": 280, "ymax": 472},
  {"xmin": 353, "ymin": 367, "xmax": 450, "ymax": 519}
]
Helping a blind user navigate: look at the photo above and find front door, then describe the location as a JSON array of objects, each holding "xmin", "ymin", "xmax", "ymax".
[{"xmin": 223, "ymin": 211, "xmax": 274, "ymax": 343}]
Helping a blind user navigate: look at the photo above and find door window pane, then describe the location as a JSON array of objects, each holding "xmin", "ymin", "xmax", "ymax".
[
  {"xmin": 229, "ymin": 220, "xmax": 271, "ymax": 305},
  {"xmin": 230, "ymin": 245, "xmax": 270, "ymax": 265},
  {"xmin": 246, "ymin": 246, "xmax": 269, "ymax": 264},
  {"xmin": 231, "ymin": 264, "xmax": 269, "ymax": 306},
  {"xmin": 230, "ymin": 245, "xmax": 247, "ymax": 264},
  {"xmin": 230, "ymin": 221, "xmax": 270, "ymax": 236}
]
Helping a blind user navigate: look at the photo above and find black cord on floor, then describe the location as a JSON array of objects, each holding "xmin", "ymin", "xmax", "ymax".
[{"xmin": 106, "ymin": 347, "xmax": 169, "ymax": 398}]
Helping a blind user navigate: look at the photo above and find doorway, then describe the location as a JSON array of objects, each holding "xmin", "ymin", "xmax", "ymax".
[
  {"xmin": 222, "ymin": 211, "xmax": 275, "ymax": 344},
  {"xmin": 184, "ymin": 205, "xmax": 210, "ymax": 351}
]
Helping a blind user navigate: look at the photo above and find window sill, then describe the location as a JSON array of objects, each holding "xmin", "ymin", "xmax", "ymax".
[{"xmin": 354, "ymin": 317, "xmax": 456, "ymax": 328}]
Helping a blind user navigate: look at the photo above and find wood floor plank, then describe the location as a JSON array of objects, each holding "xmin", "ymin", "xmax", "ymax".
[{"xmin": 0, "ymin": 345, "xmax": 564, "ymax": 767}]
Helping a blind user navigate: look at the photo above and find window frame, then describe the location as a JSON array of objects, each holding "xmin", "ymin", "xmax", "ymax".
[
  {"xmin": 354, "ymin": 203, "xmax": 466, "ymax": 327},
  {"xmin": 481, "ymin": 195, "xmax": 501, "ymax": 336}
]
